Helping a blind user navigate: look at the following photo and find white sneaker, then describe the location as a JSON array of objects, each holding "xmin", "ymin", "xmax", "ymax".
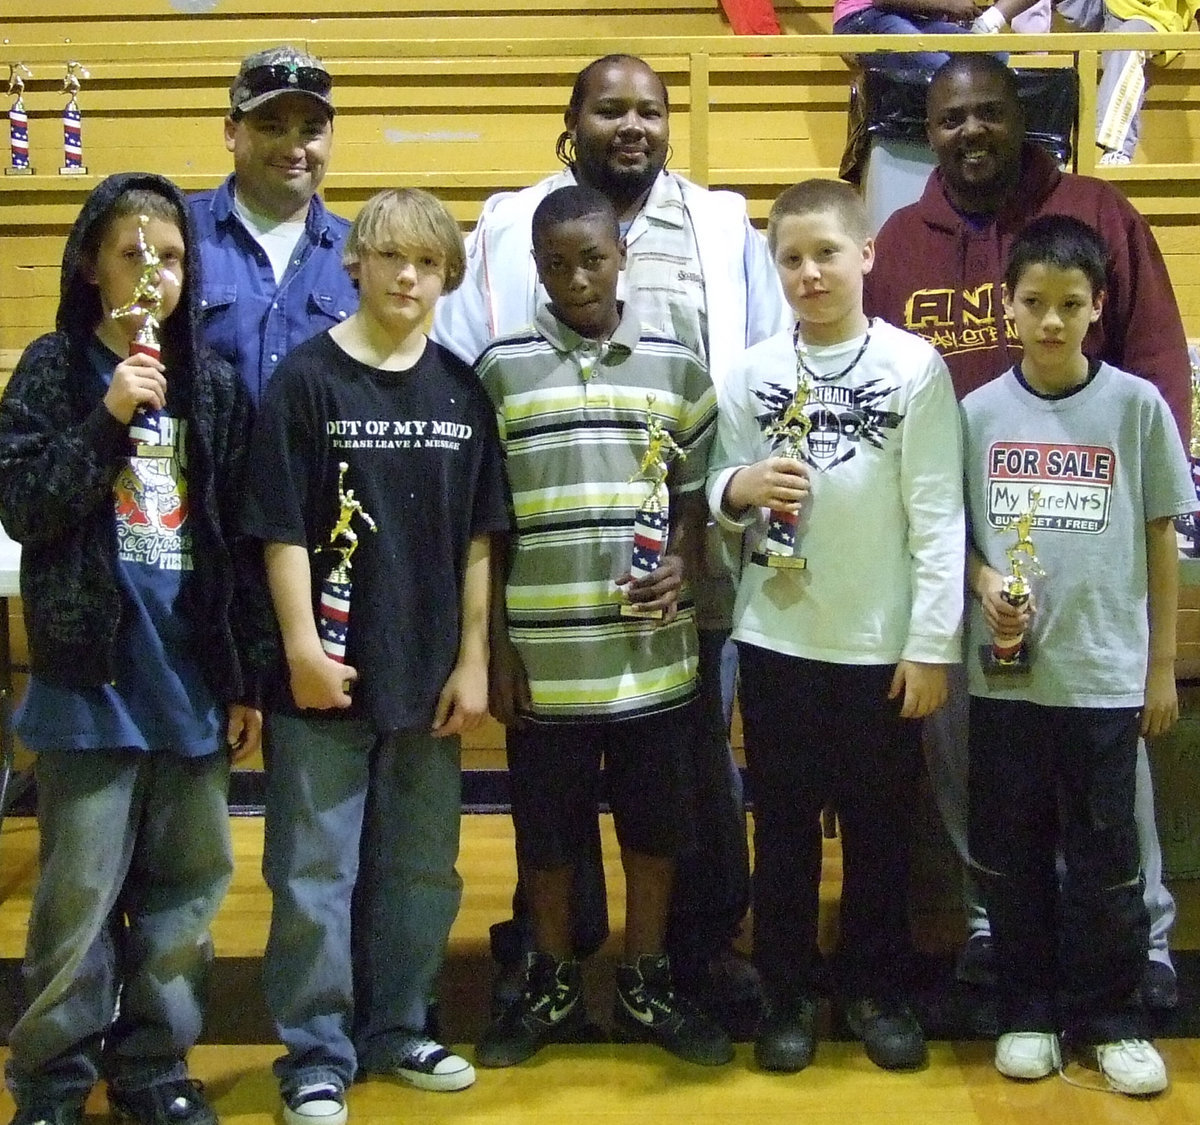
[
  {"xmin": 1098, "ymin": 149, "xmax": 1132, "ymax": 166},
  {"xmin": 1096, "ymin": 1039, "xmax": 1168, "ymax": 1095},
  {"xmin": 995, "ymin": 1031, "xmax": 1061, "ymax": 1079},
  {"xmin": 283, "ymin": 1083, "xmax": 347, "ymax": 1125},
  {"xmin": 394, "ymin": 1039, "xmax": 476, "ymax": 1092}
]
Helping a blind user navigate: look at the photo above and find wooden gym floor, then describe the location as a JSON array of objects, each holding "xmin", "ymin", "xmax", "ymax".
[{"xmin": 2, "ymin": 811, "xmax": 1200, "ymax": 1124}]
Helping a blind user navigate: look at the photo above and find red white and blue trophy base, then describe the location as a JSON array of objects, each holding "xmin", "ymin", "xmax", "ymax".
[
  {"xmin": 751, "ymin": 509, "xmax": 807, "ymax": 570},
  {"xmin": 59, "ymin": 101, "xmax": 86, "ymax": 174},
  {"xmin": 318, "ymin": 566, "xmax": 352, "ymax": 664},
  {"xmin": 622, "ymin": 502, "xmax": 666, "ymax": 619},
  {"xmin": 8, "ymin": 102, "xmax": 34, "ymax": 174},
  {"xmin": 128, "ymin": 340, "xmax": 171, "ymax": 458}
]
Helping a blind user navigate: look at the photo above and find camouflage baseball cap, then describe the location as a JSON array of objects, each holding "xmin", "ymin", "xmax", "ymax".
[{"xmin": 229, "ymin": 45, "xmax": 334, "ymax": 119}]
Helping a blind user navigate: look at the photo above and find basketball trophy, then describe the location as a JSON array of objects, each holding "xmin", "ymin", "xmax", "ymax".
[
  {"xmin": 756, "ymin": 376, "xmax": 813, "ymax": 570},
  {"xmin": 982, "ymin": 489, "xmax": 1046, "ymax": 673},
  {"xmin": 624, "ymin": 395, "xmax": 686, "ymax": 619},
  {"xmin": 6, "ymin": 64, "xmax": 33, "ymax": 175},
  {"xmin": 318, "ymin": 462, "xmax": 377, "ymax": 663},
  {"xmin": 110, "ymin": 216, "xmax": 175, "ymax": 457},
  {"xmin": 59, "ymin": 61, "xmax": 89, "ymax": 175},
  {"xmin": 1176, "ymin": 346, "xmax": 1200, "ymax": 556}
]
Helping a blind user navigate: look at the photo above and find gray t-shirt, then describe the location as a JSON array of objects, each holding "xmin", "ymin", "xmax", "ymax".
[{"xmin": 962, "ymin": 362, "xmax": 1197, "ymax": 707}]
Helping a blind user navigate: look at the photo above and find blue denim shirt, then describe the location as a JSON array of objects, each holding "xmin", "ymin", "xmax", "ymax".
[{"xmin": 190, "ymin": 175, "xmax": 359, "ymax": 403}]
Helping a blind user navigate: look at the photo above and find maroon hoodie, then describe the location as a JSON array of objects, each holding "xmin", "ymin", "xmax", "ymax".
[{"xmin": 865, "ymin": 143, "xmax": 1190, "ymax": 444}]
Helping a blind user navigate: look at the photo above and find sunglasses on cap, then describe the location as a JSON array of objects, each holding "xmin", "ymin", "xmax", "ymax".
[{"xmin": 239, "ymin": 62, "xmax": 332, "ymax": 100}]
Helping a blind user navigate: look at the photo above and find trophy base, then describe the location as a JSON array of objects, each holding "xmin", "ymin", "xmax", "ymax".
[
  {"xmin": 620, "ymin": 603, "xmax": 664, "ymax": 620},
  {"xmin": 5, "ymin": 166, "xmax": 34, "ymax": 176},
  {"xmin": 132, "ymin": 443, "xmax": 174, "ymax": 459},
  {"xmin": 58, "ymin": 165, "xmax": 88, "ymax": 175},
  {"xmin": 750, "ymin": 550, "xmax": 807, "ymax": 571},
  {"xmin": 979, "ymin": 643, "xmax": 1032, "ymax": 676}
]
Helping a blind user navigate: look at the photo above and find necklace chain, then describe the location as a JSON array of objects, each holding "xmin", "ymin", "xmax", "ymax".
[{"xmin": 793, "ymin": 322, "xmax": 872, "ymax": 384}]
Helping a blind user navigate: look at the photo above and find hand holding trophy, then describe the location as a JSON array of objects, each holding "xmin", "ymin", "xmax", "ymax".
[
  {"xmin": 982, "ymin": 488, "xmax": 1046, "ymax": 673},
  {"xmin": 623, "ymin": 394, "xmax": 686, "ymax": 619},
  {"xmin": 110, "ymin": 215, "xmax": 176, "ymax": 457},
  {"xmin": 318, "ymin": 462, "xmax": 378, "ymax": 663},
  {"xmin": 757, "ymin": 375, "xmax": 813, "ymax": 570}
]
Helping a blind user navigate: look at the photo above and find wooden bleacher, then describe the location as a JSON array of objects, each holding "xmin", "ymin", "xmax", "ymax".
[
  {"xmin": 3, "ymin": 4, "xmax": 1200, "ymax": 372},
  {"xmin": 3, "ymin": 6, "xmax": 1200, "ymax": 766}
]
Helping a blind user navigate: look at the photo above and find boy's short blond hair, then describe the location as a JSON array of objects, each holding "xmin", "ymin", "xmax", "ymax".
[
  {"xmin": 768, "ymin": 179, "xmax": 871, "ymax": 254},
  {"xmin": 343, "ymin": 188, "xmax": 466, "ymax": 293}
]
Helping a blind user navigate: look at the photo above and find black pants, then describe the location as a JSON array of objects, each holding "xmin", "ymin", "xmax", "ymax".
[
  {"xmin": 968, "ymin": 698, "xmax": 1149, "ymax": 1043},
  {"xmin": 737, "ymin": 643, "xmax": 920, "ymax": 1001},
  {"xmin": 493, "ymin": 629, "xmax": 751, "ymax": 970}
]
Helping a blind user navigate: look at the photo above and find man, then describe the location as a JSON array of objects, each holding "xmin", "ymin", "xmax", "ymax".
[
  {"xmin": 191, "ymin": 45, "xmax": 359, "ymax": 403},
  {"xmin": 433, "ymin": 52, "xmax": 789, "ymax": 1021},
  {"xmin": 865, "ymin": 51, "xmax": 1189, "ymax": 1009}
]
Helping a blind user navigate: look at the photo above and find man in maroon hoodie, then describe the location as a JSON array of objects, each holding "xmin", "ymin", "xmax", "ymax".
[{"xmin": 865, "ymin": 51, "xmax": 1190, "ymax": 1011}]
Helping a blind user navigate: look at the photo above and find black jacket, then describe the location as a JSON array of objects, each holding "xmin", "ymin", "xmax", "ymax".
[{"xmin": 0, "ymin": 171, "xmax": 275, "ymax": 700}]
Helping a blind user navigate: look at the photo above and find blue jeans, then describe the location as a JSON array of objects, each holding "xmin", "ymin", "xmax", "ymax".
[
  {"xmin": 261, "ymin": 713, "xmax": 463, "ymax": 1095},
  {"xmin": 5, "ymin": 750, "xmax": 232, "ymax": 1108},
  {"xmin": 835, "ymin": 10, "xmax": 972, "ymax": 72}
]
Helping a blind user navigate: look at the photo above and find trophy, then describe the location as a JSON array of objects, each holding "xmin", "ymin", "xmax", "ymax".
[
  {"xmin": 110, "ymin": 215, "xmax": 176, "ymax": 457},
  {"xmin": 1176, "ymin": 345, "xmax": 1200, "ymax": 556},
  {"xmin": 318, "ymin": 462, "xmax": 377, "ymax": 663},
  {"xmin": 623, "ymin": 395, "xmax": 685, "ymax": 619},
  {"xmin": 59, "ymin": 61, "xmax": 89, "ymax": 175},
  {"xmin": 755, "ymin": 376, "xmax": 812, "ymax": 570},
  {"xmin": 981, "ymin": 489, "xmax": 1046, "ymax": 674},
  {"xmin": 6, "ymin": 64, "xmax": 33, "ymax": 175}
]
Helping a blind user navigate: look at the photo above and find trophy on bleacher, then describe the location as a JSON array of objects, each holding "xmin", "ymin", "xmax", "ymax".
[
  {"xmin": 1176, "ymin": 345, "xmax": 1200, "ymax": 557},
  {"xmin": 981, "ymin": 488, "xmax": 1046, "ymax": 674},
  {"xmin": 59, "ymin": 61, "xmax": 89, "ymax": 175},
  {"xmin": 623, "ymin": 394, "xmax": 685, "ymax": 619},
  {"xmin": 317, "ymin": 462, "xmax": 377, "ymax": 664},
  {"xmin": 6, "ymin": 64, "xmax": 33, "ymax": 176},
  {"xmin": 758, "ymin": 376, "xmax": 813, "ymax": 570},
  {"xmin": 110, "ymin": 215, "xmax": 176, "ymax": 457}
]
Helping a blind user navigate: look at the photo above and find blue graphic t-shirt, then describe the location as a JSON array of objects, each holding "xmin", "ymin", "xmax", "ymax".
[{"xmin": 15, "ymin": 340, "xmax": 223, "ymax": 755}]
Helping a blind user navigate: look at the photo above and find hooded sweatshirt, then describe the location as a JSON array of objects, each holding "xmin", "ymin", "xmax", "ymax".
[
  {"xmin": 0, "ymin": 171, "xmax": 275, "ymax": 699},
  {"xmin": 865, "ymin": 143, "xmax": 1190, "ymax": 444}
]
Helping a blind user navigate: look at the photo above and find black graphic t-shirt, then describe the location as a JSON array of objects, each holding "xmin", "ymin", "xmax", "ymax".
[{"xmin": 243, "ymin": 330, "xmax": 510, "ymax": 731}]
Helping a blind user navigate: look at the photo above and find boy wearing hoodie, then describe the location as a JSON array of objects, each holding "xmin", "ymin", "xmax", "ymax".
[{"xmin": 0, "ymin": 172, "xmax": 273, "ymax": 1125}]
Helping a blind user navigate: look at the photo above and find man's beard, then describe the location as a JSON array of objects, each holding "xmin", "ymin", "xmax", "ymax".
[{"xmin": 573, "ymin": 148, "xmax": 665, "ymax": 211}]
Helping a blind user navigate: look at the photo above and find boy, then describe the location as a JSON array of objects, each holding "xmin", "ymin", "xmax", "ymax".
[
  {"xmin": 474, "ymin": 185, "xmax": 731, "ymax": 1068},
  {"xmin": 0, "ymin": 172, "xmax": 273, "ymax": 1125},
  {"xmin": 962, "ymin": 214, "xmax": 1193, "ymax": 1096},
  {"xmin": 707, "ymin": 179, "xmax": 964, "ymax": 1074},
  {"xmin": 241, "ymin": 189, "xmax": 509, "ymax": 1123}
]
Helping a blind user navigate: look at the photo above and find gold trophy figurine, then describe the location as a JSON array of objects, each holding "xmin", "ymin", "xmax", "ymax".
[
  {"xmin": 623, "ymin": 395, "xmax": 686, "ymax": 619},
  {"xmin": 755, "ymin": 377, "xmax": 812, "ymax": 570},
  {"xmin": 317, "ymin": 462, "xmax": 378, "ymax": 664},
  {"xmin": 983, "ymin": 488, "xmax": 1046, "ymax": 674}
]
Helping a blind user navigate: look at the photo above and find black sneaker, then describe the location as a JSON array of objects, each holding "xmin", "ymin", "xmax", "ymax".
[
  {"xmin": 476, "ymin": 951, "xmax": 586, "ymax": 1067},
  {"xmin": 612, "ymin": 953, "xmax": 734, "ymax": 1066},
  {"xmin": 109, "ymin": 1079, "xmax": 217, "ymax": 1125},
  {"xmin": 9, "ymin": 1105, "xmax": 84, "ymax": 1125},
  {"xmin": 843, "ymin": 997, "xmax": 928, "ymax": 1071},
  {"xmin": 755, "ymin": 993, "xmax": 818, "ymax": 1073}
]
